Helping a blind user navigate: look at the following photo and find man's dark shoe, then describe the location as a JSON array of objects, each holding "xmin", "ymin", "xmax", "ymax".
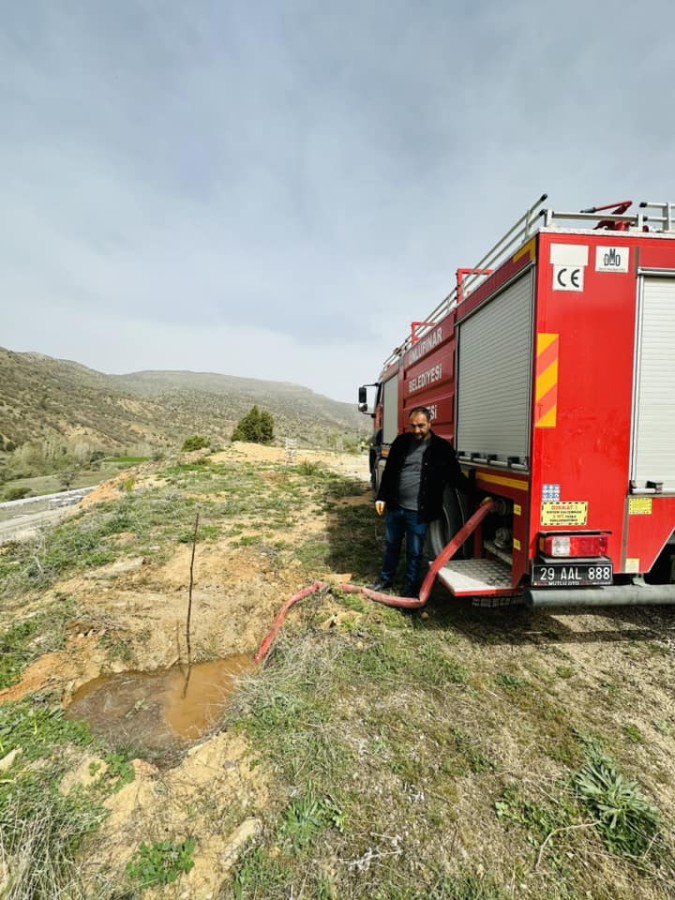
[
  {"xmin": 368, "ymin": 580, "xmax": 393, "ymax": 592},
  {"xmin": 402, "ymin": 584, "xmax": 420, "ymax": 598}
]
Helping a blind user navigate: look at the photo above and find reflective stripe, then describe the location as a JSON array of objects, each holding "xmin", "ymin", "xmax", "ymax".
[{"xmin": 535, "ymin": 333, "xmax": 559, "ymax": 428}]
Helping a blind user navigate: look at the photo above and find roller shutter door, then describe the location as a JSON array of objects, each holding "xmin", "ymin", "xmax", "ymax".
[
  {"xmin": 382, "ymin": 375, "xmax": 399, "ymax": 444},
  {"xmin": 456, "ymin": 270, "xmax": 533, "ymax": 463},
  {"xmin": 632, "ymin": 277, "xmax": 675, "ymax": 491}
]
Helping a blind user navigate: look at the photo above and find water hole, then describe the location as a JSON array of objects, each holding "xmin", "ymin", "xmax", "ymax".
[{"xmin": 65, "ymin": 655, "xmax": 254, "ymax": 757}]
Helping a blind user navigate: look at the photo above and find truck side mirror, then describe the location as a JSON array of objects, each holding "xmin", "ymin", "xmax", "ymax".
[{"xmin": 358, "ymin": 386, "xmax": 369, "ymax": 412}]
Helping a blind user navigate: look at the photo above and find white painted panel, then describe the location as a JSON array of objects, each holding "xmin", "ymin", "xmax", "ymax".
[
  {"xmin": 550, "ymin": 243, "xmax": 589, "ymax": 267},
  {"xmin": 632, "ymin": 277, "xmax": 675, "ymax": 491},
  {"xmin": 456, "ymin": 271, "xmax": 533, "ymax": 463}
]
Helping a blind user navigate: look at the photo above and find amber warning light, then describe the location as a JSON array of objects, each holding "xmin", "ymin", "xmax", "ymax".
[{"xmin": 539, "ymin": 533, "xmax": 609, "ymax": 558}]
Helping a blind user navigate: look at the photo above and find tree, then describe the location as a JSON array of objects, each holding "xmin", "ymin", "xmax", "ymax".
[
  {"xmin": 59, "ymin": 467, "xmax": 80, "ymax": 491},
  {"xmin": 231, "ymin": 406, "xmax": 274, "ymax": 444}
]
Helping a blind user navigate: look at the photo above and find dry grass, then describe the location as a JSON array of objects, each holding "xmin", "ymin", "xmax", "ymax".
[{"xmin": 228, "ymin": 597, "xmax": 675, "ymax": 899}]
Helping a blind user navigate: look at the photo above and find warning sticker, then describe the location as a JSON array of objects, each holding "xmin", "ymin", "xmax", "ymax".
[
  {"xmin": 541, "ymin": 501, "xmax": 588, "ymax": 526},
  {"xmin": 629, "ymin": 497, "xmax": 653, "ymax": 515},
  {"xmin": 542, "ymin": 484, "xmax": 561, "ymax": 502}
]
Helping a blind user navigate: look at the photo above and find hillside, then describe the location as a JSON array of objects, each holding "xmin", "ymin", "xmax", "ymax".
[{"xmin": 0, "ymin": 347, "xmax": 368, "ymax": 452}]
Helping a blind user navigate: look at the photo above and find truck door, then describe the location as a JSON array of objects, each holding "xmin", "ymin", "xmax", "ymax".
[
  {"xmin": 456, "ymin": 269, "xmax": 534, "ymax": 465},
  {"xmin": 373, "ymin": 374, "xmax": 400, "ymax": 492},
  {"xmin": 382, "ymin": 374, "xmax": 399, "ymax": 446},
  {"xmin": 632, "ymin": 276, "xmax": 675, "ymax": 492}
]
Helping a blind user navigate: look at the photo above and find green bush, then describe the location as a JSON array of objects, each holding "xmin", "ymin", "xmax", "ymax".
[
  {"xmin": 181, "ymin": 435, "xmax": 210, "ymax": 452},
  {"xmin": 3, "ymin": 485, "xmax": 32, "ymax": 501}
]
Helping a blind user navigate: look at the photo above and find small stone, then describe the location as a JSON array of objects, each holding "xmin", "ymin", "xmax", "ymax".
[{"xmin": 0, "ymin": 747, "xmax": 22, "ymax": 772}]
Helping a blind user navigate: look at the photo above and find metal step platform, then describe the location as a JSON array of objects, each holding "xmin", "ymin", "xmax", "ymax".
[{"xmin": 436, "ymin": 558, "xmax": 518, "ymax": 598}]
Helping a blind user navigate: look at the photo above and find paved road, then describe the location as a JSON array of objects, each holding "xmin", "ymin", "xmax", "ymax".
[{"xmin": 0, "ymin": 503, "xmax": 83, "ymax": 545}]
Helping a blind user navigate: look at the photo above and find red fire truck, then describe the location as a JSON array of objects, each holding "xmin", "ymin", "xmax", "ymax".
[{"xmin": 358, "ymin": 196, "xmax": 675, "ymax": 607}]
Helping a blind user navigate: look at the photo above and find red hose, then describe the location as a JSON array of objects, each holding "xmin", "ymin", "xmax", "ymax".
[
  {"xmin": 253, "ymin": 500, "xmax": 496, "ymax": 663},
  {"xmin": 253, "ymin": 581, "xmax": 329, "ymax": 663}
]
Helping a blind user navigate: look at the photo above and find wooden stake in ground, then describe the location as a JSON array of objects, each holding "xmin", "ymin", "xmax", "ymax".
[{"xmin": 182, "ymin": 512, "xmax": 199, "ymax": 694}]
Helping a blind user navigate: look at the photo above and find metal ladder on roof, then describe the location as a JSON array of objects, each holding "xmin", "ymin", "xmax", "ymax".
[{"xmin": 387, "ymin": 196, "xmax": 675, "ymax": 365}]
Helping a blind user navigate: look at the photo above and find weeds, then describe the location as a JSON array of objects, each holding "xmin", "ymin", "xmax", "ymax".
[
  {"xmin": 573, "ymin": 747, "xmax": 660, "ymax": 857},
  {"xmin": 278, "ymin": 791, "xmax": 345, "ymax": 852},
  {"xmin": 126, "ymin": 837, "xmax": 196, "ymax": 888}
]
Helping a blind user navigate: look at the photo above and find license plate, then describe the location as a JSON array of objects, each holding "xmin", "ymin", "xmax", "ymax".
[{"xmin": 531, "ymin": 558, "xmax": 613, "ymax": 587}]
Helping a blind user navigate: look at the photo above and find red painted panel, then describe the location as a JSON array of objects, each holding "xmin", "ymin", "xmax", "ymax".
[
  {"xmin": 401, "ymin": 312, "xmax": 457, "ymax": 441},
  {"xmin": 637, "ymin": 243, "xmax": 675, "ymax": 271},
  {"xmin": 530, "ymin": 232, "xmax": 675, "ymax": 574},
  {"xmin": 475, "ymin": 469, "xmax": 531, "ymax": 586},
  {"xmin": 626, "ymin": 497, "xmax": 675, "ymax": 572}
]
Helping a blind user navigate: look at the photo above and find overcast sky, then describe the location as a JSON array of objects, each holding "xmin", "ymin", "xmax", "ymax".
[{"xmin": 2, "ymin": 1, "xmax": 674, "ymax": 402}]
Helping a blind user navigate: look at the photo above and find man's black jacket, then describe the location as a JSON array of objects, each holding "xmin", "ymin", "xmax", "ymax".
[{"xmin": 376, "ymin": 432, "xmax": 470, "ymax": 523}]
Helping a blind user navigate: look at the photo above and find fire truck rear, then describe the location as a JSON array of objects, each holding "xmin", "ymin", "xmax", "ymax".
[{"xmin": 358, "ymin": 196, "xmax": 675, "ymax": 607}]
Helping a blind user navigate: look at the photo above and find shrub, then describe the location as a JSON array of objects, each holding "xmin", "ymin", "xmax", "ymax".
[
  {"xmin": 181, "ymin": 435, "xmax": 210, "ymax": 452},
  {"xmin": 3, "ymin": 485, "xmax": 32, "ymax": 502}
]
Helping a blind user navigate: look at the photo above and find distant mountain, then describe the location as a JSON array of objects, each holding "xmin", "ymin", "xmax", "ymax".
[{"xmin": 0, "ymin": 347, "xmax": 368, "ymax": 453}]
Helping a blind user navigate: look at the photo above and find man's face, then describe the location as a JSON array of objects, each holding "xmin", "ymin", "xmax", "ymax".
[{"xmin": 408, "ymin": 412, "xmax": 431, "ymax": 441}]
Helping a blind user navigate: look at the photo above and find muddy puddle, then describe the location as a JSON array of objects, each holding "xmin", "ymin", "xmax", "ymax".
[{"xmin": 65, "ymin": 655, "xmax": 254, "ymax": 756}]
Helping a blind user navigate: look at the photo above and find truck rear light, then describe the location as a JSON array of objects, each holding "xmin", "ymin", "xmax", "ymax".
[{"xmin": 539, "ymin": 533, "xmax": 608, "ymax": 558}]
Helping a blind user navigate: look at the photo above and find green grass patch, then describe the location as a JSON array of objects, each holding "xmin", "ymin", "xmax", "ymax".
[
  {"xmin": 0, "ymin": 602, "xmax": 78, "ymax": 690},
  {"xmin": 0, "ymin": 698, "xmax": 93, "ymax": 760},
  {"xmin": 0, "ymin": 696, "xmax": 113, "ymax": 899},
  {"xmin": 126, "ymin": 837, "xmax": 196, "ymax": 889}
]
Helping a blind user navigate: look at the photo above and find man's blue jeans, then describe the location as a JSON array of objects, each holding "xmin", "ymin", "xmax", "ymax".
[{"xmin": 378, "ymin": 507, "xmax": 428, "ymax": 595}]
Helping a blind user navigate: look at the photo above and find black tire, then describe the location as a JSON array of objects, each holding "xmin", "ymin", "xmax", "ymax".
[{"xmin": 427, "ymin": 485, "xmax": 471, "ymax": 560}]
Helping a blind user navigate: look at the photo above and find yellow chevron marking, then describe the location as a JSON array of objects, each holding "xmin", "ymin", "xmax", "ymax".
[
  {"xmin": 536, "ymin": 360, "xmax": 558, "ymax": 402},
  {"xmin": 537, "ymin": 332, "xmax": 558, "ymax": 354},
  {"xmin": 513, "ymin": 238, "xmax": 536, "ymax": 263},
  {"xmin": 537, "ymin": 405, "xmax": 557, "ymax": 428}
]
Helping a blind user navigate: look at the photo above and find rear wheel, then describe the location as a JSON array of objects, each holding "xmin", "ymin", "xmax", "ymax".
[{"xmin": 427, "ymin": 485, "xmax": 471, "ymax": 559}]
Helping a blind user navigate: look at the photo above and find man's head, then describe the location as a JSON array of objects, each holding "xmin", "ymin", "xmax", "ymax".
[{"xmin": 408, "ymin": 407, "xmax": 432, "ymax": 442}]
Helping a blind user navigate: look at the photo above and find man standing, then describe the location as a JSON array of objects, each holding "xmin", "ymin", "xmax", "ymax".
[{"xmin": 370, "ymin": 406, "xmax": 469, "ymax": 597}]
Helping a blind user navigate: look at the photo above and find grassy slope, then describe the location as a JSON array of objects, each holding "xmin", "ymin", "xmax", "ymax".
[
  {"xmin": 0, "ymin": 346, "xmax": 368, "ymax": 452},
  {"xmin": 1, "ymin": 452, "xmax": 674, "ymax": 898}
]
